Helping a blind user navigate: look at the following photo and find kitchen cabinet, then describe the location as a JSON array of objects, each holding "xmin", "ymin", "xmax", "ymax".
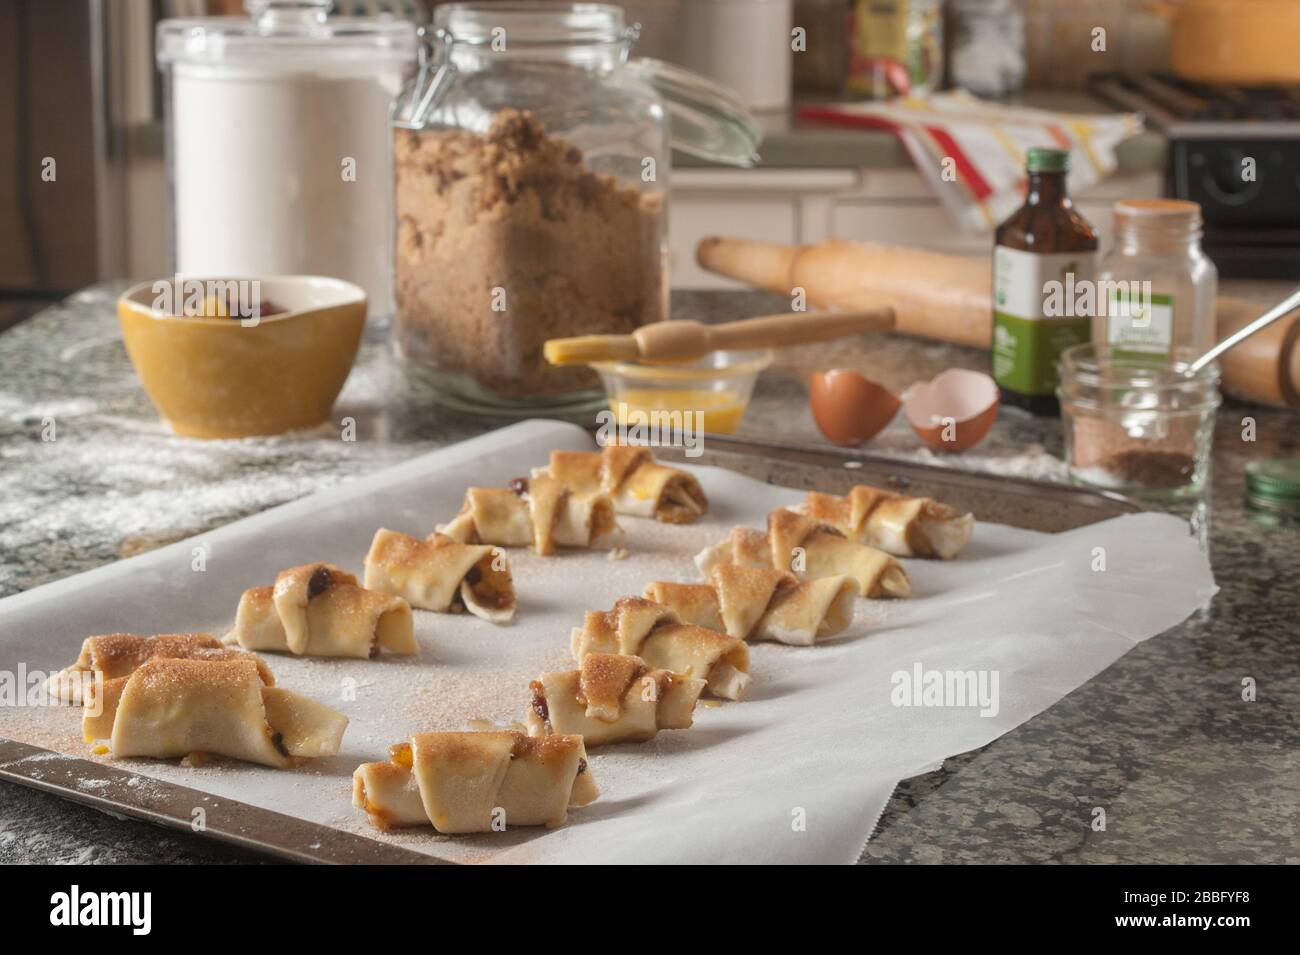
[{"xmin": 671, "ymin": 166, "xmax": 1162, "ymax": 289}]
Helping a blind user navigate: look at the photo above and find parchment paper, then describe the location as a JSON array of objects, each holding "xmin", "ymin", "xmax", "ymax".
[{"xmin": 0, "ymin": 420, "xmax": 1216, "ymax": 864}]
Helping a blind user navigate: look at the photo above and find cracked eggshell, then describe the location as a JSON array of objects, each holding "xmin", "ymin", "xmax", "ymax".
[
  {"xmin": 809, "ymin": 369, "xmax": 901, "ymax": 446},
  {"xmin": 902, "ymin": 368, "xmax": 999, "ymax": 453}
]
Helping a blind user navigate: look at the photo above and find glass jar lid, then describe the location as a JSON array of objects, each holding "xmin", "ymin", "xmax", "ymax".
[
  {"xmin": 1114, "ymin": 198, "xmax": 1203, "ymax": 225},
  {"xmin": 397, "ymin": 3, "xmax": 760, "ymax": 167},
  {"xmin": 1113, "ymin": 198, "xmax": 1204, "ymax": 245},
  {"xmin": 434, "ymin": 2, "xmax": 630, "ymax": 43},
  {"xmin": 157, "ymin": 0, "xmax": 417, "ymax": 70},
  {"xmin": 625, "ymin": 57, "xmax": 762, "ymax": 167},
  {"xmin": 1245, "ymin": 458, "xmax": 1300, "ymax": 514}
]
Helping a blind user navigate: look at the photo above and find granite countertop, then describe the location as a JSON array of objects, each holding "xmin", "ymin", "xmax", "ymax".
[{"xmin": 2, "ymin": 285, "xmax": 1297, "ymax": 864}]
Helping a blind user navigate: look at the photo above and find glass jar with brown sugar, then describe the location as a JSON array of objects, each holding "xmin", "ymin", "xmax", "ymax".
[{"xmin": 390, "ymin": 3, "xmax": 759, "ymax": 416}]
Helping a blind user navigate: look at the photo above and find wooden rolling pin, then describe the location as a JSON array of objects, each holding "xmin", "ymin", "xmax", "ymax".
[
  {"xmin": 544, "ymin": 308, "xmax": 895, "ymax": 365},
  {"xmin": 697, "ymin": 236, "xmax": 1300, "ymax": 408}
]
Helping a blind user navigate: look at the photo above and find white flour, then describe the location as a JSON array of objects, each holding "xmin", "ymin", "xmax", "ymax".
[
  {"xmin": 0, "ymin": 332, "xmax": 453, "ymax": 596},
  {"xmin": 170, "ymin": 65, "xmax": 405, "ymax": 317}
]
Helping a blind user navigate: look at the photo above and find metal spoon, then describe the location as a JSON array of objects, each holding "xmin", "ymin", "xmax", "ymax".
[{"xmin": 1187, "ymin": 284, "xmax": 1300, "ymax": 375}]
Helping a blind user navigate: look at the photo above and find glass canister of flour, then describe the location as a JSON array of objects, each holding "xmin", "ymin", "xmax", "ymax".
[
  {"xmin": 157, "ymin": 0, "xmax": 416, "ymax": 320},
  {"xmin": 1093, "ymin": 199, "xmax": 1218, "ymax": 361},
  {"xmin": 390, "ymin": 2, "xmax": 760, "ymax": 415}
]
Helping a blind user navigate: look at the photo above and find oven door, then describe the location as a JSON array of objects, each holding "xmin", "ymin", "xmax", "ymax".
[{"xmin": 1170, "ymin": 138, "xmax": 1300, "ymax": 280}]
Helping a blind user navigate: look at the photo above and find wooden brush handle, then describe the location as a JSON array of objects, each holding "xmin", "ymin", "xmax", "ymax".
[{"xmin": 631, "ymin": 308, "xmax": 895, "ymax": 361}]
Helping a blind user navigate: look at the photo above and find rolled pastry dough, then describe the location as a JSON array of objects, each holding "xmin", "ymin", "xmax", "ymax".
[
  {"xmin": 437, "ymin": 473, "xmax": 620, "ymax": 556},
  {"xmin": 83, "ymin": 657, "xmax": 347, "ymax": 768},
  {"xmin": 644, "ymin": 563, "xmax": 856, "ymax": 647},
  {"xmin": 46, "ymin": 632, "xmax": 273, "ymax": 704},
  {"xmin": 695, "ymin": 509, "xmax": 911, "ymax": 599},
  {"xmin": 364, "ymin": 529, "xmax": 516, "ymax": 622},
  {"xmin": 226, "ymin": 562, "xmax": 416, "ymax": 658},
  {"xmin": 526, "ymin": 652, "xmax": 704, "ymax": 745},
  {"xmin": 534, "ymin": 446, "xmax": 708, "ymax": 524},
  {"xmin": 802, "ymin": 486, "xmax": 973, "ymax": 559},
  {"xmin": 571, "ymin": 597, "xmax": 751, "ymax": 701},
  {"xmin": 352, "ymin": 730, "xmax": 598, "ymax": 833}
]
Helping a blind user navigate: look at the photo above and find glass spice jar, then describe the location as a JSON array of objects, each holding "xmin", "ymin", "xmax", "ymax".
[
  {"xmin": 1093, "ymin": 199, "xmax": 1218, "ymax": 361},
  {"xmin": 1058, "ymin": 343, "xmax": 1221, "ymax": 499},
  {"xmin": 390, "ymin": 2, "xmax": 758, "ymax": 416}
]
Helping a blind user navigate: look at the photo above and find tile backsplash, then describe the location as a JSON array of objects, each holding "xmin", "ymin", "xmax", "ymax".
[{"xmin": 1024, "ymin": 0, "xmax": 1170, "ymax": 88}]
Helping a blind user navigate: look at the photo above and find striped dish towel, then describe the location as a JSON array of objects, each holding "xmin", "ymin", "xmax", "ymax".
[{"xmin": 799, "ymin": 91, "xmax": 1142, "ymax": 233}]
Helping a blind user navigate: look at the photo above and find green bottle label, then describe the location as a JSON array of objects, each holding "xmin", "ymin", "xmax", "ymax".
[
  {"xmin": 992, "ymin": 246, "xmax": 1095, "ymax": 396},
  {"xmin": 1104, "ymin": 289, "xmax": 1174, "ymax": 361}
]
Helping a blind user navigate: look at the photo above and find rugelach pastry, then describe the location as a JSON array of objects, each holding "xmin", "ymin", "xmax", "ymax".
[
  {"xmin": 571, "ymin": 597, "xmax": 751, "ymax": 701},
  {"xmin": 695, "ymin": 508, "xmax": 911, "ymax": 598},
  {"xmin": 352, "ymin": 730, "xmax": 598, "ymax": 833},
  {"xmin": 437, "ymin": 472, "xmax": 620, "ymax": 555},
  {"xmin": 800, "ymin": 485, "xmax": 974, "ymax": 559},
  {"xmin": 82, "ymin": 656, "xmax": 347, "ymax": 768},
  {"xmin": 363, "ymin": 528, "xmax": 516, "ymax": 622},
  {"xmin": 525, "ymin": 652, "xmax": 704, "ymax": 745},
  {"xmin": 644, "ymin": 563, "xmax": 856, "ymax": 647},
  {"xmin": 226, "ymin": 562, "xmax": 416, "ymax": 658},
  {"xmin": 532, "ymin": 445, "xmax": 708, "ymax": 524},
  {"xmin": 46, "ymin": 632, "xmax": 271, "ymax": 704}
]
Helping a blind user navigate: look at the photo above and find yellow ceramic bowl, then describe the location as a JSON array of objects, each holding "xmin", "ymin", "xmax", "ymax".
[{"xmin": 117, "ymin": 276, "xmax": 366, "ymax": 438}]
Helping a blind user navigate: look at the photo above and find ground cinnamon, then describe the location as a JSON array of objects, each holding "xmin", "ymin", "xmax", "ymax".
[{"xmin": 1068, "ymin": 416, "xmax": 1201, "ymax": 490}]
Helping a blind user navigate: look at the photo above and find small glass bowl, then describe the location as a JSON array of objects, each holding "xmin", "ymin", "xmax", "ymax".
[
  {"xmin": 1058, "ymin": 344, "xmax": 1221, "ymax": 499},
  {"xmin": 591, "ymin": 349, "xmax": 773, "ymax": 435}
]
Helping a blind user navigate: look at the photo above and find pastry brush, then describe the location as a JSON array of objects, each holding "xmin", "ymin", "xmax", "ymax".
[{"xmin": 544, "ymin": 308, "xmax": 896, "ymax": 365}]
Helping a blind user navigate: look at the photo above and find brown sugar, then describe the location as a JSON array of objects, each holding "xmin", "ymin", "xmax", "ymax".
[{"xmin": 393, "ymin": 109, "xmax": 665, "ymax": 397}]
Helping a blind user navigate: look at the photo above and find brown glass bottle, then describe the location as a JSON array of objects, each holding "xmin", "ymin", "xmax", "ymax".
[{"xmin": 991, "ymin": 148, "xmax": 1099, "ymax": 416}]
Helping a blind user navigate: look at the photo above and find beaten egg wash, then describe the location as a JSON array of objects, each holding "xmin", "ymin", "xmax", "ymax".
[
  {"xmin": 991, "ymin": 148, "xmax": 1099, "ymax": 415},
  {"xmin": 610, "ymin": 389, "xmax": 749, "ymax": 435}
]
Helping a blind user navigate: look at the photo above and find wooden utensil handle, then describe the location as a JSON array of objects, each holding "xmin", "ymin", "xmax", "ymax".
[{"xmin": 706, "ymin": 308, "xmax": 896, "ymax": 350}]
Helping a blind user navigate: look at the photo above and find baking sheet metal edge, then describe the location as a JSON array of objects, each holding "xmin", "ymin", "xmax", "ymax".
[{"xmin": 0, "ymin": 738, "xmax": 447, "ymax": 865}]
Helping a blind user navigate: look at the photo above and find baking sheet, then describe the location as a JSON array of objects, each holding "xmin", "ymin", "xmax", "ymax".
[{"xmin": 0, "ymin": 420, "xmax": 1215, "ymax": 864}]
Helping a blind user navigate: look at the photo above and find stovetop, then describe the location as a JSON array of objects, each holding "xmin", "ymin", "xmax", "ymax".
[{"xmin": 1090, "ymin": 73, "xmax": 1300, "ymax": 139}]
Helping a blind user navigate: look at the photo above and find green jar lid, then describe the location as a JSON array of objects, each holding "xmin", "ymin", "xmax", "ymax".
[
  {"xmin": 1026, "ymin": 147, "xmax": 1070, "ymax": 173},
  {"xmin": 1245, "ymin": 459, "xmax": 1300, "ymax": 513}
]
